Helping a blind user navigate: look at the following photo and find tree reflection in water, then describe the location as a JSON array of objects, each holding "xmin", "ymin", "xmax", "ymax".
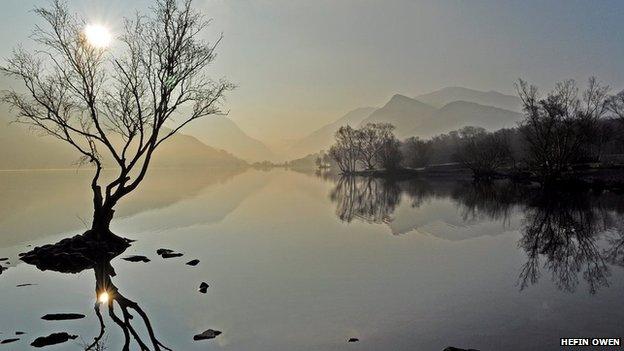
[
  {"xmin": 517, "ymin": 189, "xmax": 612, "ymax": 294},
  {"xmin": 328, "ymin": 175, "xmax": 624, "ymax": 294},
  {"xmin": 20, "ymin": 235, "xmax": 170, "ymax": 350},
  {"xmin": 329, "ymin": 176, "xmax": 400, "ymax": 224}
]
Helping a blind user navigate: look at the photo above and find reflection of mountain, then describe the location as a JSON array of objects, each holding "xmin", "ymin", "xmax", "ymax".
[
  {"xmin": 287, "ymin": 107, "xmax": 376, "ymax": 158},
  {"xmin": 328, "ymin": 176, "xmax": 524, "ymax": 239},
  {"xmin": 326, "ymin": 174, "xmax": 624, "ymax": 293},
  {"xmin": 0, "ymin": 168, "xmax": 252, "ymax": 247},
  {"xmin": 117, "ymin": 170, "xmax": 272, "ymax": 233},
  {"xmin": 0, "ymin": 121, "xmax": 246, "ymax": 170},
  {"xmin": 188, "ymin": 116, "xmax": 275, "ymax": 162}
]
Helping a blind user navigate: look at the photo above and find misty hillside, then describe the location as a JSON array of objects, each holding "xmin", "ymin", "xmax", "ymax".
[
  {"xmin": 285, "ymin": 88, "xmax": 525, "ymax": 159},
  {"xmin": 188, "ymin": 116, "xmax": 275, "ymax": 162},
  {"xmin": 361, "ymin": 94, "xmax": 436, "ymax": 137},
  {"xmin": 0, "ymin": 122, "xmax": 246, "ymax": 170},
  {"xmin": 360, "ymin": 93, "xmax": 522, "ymax": 139},
  {"xmin": 416, "ymin": 87, "xmax": 522, "ymax": 112},
  {"xmin": 286, "ymin": 107, "xmax": 376, "ymax": 158},
  {"xmin": 411, "ymin": 100, "xmax": 522, "ymax": 138}
]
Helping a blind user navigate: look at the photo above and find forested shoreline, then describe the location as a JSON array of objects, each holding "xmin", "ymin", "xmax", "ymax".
[{"xmin": 317, "ymin": 78, "xmax": 624, "ymax": 188}]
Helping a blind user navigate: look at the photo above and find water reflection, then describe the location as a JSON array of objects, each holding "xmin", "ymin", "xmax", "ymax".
[
  {"xmin": 328, "ymin": 175, "xmax": 624, "ymax": 294},
  {"xmin": 20, "ymin": 235, "xmax": 169, "ymax": 350},
  {"xmin": 0, "ymin": 167, "xmax": 245, "ymax": 247},
  {"xmin": 329, "ymin": 176, "xmax": 400, "ymax": 223}
]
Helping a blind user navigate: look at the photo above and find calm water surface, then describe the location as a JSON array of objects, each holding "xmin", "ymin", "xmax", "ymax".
[{"xmin": 1, "ymin": 169, "xmax": 623, "ymax": 350}]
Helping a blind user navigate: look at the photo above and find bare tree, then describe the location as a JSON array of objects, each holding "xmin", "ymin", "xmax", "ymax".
[
  {"xmin": 328, "ymin": 125, "xmax": 361, "ymax": 173},
  {"xmin": 1, "ymin": 0, "xmax": 233, "ymax": 239},
  {"xmin": 357, "ymin": 122, "xmax": 396, "ymax": 170},
  {"xmin": 376, "ymin": 136, "xmax": 402, "ymax": 170},
  {"xmin": 516, "ymin": 78, "xmax": 609, "ymax": 183},
  {"xmin": 314, "ymin": 150, "xmax": 332, "ymax": 169},
  {"xmin": 455, "ymin": 126, "xmax": 511, "ymax": 179},
  {"xmin": 607, "ymin": 90, "xmax": 624, "ymax": 122},
  {"xmin": 401, "ymin": 137, "xmax": 432, "ymax": 169}
]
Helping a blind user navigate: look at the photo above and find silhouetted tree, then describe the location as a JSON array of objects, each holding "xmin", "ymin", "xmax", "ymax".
[
  {"xmin": 606, "ymin": 90, "xmax": 624, "ymax": 122},
  {"xmin": 1, "ymin": 0, "xmax": 232, "ymax": 239},
  {"xmin": 315, "ymin": 150, "xmax": 332, "ymax": 169},
  {"xmin": 401, "ymin": 137, "xmax": 432, "ymax": 169},
  {"xmin": 357, "ymin": 123, "xmax": 396, "ymax": 170},
  {"xmin": 455, "ymin": 127, "xmax": 512, "ymax": 179},
  {"xmin": 516, "ymin": 78, "xmax": 609, "ymax": 183},
  {"xmin": 376, "ymin": 135, "xmax": 402, "ymax": 170},
  {"xmin": 329, "ymin": 126, "xmax": 361, "ymax": 173}
]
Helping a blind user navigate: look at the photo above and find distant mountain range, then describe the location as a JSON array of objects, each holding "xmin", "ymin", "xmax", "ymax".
[
  {"xmin": 286, "ymin": 87, "xmax": 523, "ymax": 159},
  {"xmin": 286, "ymin": 107, "xmax": 376, "ymax": 158},
  {"xmin": 0, "ymin": 121, "xmax": 247, "ymax": 170},
  {"xmin": 415, "ymin": 86, "xmax": 522, "ymax": 112},
  {"xmin": 187, "ymin": 116, "xmax": 275, "ymax": 162},
  {"xmin": 0, "ymin": 86, "xmax": 526, "ymax": 168}
]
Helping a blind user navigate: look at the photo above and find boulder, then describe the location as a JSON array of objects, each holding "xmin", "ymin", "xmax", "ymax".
[
  {"xmin": 31, "ymin": 332, "xmax": 77, "ymax": 348},
  {"xmin": 193, "ymin": 329, "xmax": 222, "ymax": 341}
]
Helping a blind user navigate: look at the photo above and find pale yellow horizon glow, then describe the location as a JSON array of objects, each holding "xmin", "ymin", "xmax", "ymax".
[{"xmin": 84, "ymin": 24, "xmax": 112, "ymax": 48}]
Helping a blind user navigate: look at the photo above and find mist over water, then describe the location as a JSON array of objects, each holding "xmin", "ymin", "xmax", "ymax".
[{"xmin": 1, "ymin": 169, "xmax": 623, "ymax": 350}]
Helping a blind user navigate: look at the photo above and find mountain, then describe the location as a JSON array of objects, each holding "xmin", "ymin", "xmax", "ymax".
[
  {"xmin": 187, "ymin": 116, "xmax": 275, "ymax": 162},
  {"xmin": 360, "ymin": 94, "xmax": 436, "ymax": 138},
  {"xmin": 0, "ymin": 122, "xmax": 246, "ymax": 170},
  {"xmin": 286, "ymin": 107, "xmax": 376, "ymax": 158},
  {"xmin": 356, "ymin": 92, "xmax": 522, "ymax": 139},
  {"xmin": 416, "ymin": 86, "xmax": 522, "ymax": 112},
  {"xmin": 411, "ymin": 101, "xmax": 523, "ymax": 138}
]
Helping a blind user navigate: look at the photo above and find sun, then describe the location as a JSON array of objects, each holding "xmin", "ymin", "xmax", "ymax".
[{"xmin": 84, "ymin": 24, "xmax": 112, "ymax": 48}]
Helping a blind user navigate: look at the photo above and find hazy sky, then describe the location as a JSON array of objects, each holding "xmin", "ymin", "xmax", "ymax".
[{"xmin": 1, "ymin": 0, "xmax": 623, "ymax": 142}]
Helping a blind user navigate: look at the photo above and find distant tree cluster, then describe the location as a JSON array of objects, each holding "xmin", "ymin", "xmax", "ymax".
[
  {"xmin": 454, "ymin": 127, "xmax": 513, "ymax": 179},
  {"xmin": 325, "ymin": 77, "xmax": 624, "ymax": 184},
  {"xmin": 328, "ymin": 123, "xmax": 401, "ymax": 173},
  {"xmin": 516, "ymin": 77, "xmax": 614, "ymax": 182}
]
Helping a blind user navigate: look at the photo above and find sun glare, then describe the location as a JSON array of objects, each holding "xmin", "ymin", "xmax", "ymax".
[
  {"xmin": 84, "ymin": 24, "xmax": 112, "ymax": 48},
  {"xmin": 98, "ymin": 291, "xmax": 110, "ymax": 304}
]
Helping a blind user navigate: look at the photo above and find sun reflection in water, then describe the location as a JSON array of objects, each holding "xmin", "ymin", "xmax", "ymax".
[{"xmin": 98, "ymin": 291, "xmax": 110, "ymax": 304}]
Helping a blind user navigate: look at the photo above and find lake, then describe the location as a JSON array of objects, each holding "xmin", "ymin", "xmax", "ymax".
[{"xmin": 1, "ymin": 168, "xmax": 623, "ymax": 350}]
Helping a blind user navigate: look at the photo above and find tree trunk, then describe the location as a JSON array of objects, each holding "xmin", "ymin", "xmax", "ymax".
[
  {"xmin": 92, "ymin": 206, "xmax": 114, "ymax": 232},
  {"xmin": 90, "ymin": 195, "xmax": 117, "ymax": 242}
]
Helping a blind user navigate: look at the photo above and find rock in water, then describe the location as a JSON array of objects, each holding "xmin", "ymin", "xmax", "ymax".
[
  {"xmin": 122, "ymin": 255, "xmax": 151, "ymax": 263},
  {"xmin": 31, "ymin": 332, "xmax": 77, "ymax": 348},
  {"xmin": 41, "ymin": 313, "xmax": 86, "ymax": 321},
  {"xmin": 348, "ymin": 338, "xmax": 359, "ymax": 343},
  {"xmin": 161, "ymin": 252, "xmax": 183, "ymax": 258},
  {"xmin": 156, "ymin": 248, "xmax": 174, "ymax": 255},
  {"xmin": 186, "ymin": 259, "xmax": 200, "ymax": 266},
  {"xmin": 1, "ymin": 338, "xmax": 20, "ymax": 344},
  {"xmin": 193, "ymin": 329, "xmax": 222, "ymax": 341},
  {"xmin": 15, "ymin": 332, "xmax": 25, "ymax": 335},
  {"xmin": 198, "ymin": 282, "xmax": 209, "ymax": 293}
]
